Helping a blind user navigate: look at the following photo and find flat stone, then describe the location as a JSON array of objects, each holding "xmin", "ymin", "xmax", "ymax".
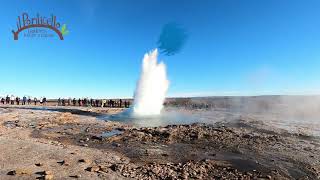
[
  {"xmin": 15, "ymin": 169, "xmax": 32, "ymax": 175},
  {"xmin": 86, "ymin": 165, "xmax": 100, "ymax": 172},
  {"xmin": 44, "ymin": 170, "xmax": 53, "ymax": 175},
  {"xmin": 45, "ymin": 174, "xmax": 54, "ymax": 180}
]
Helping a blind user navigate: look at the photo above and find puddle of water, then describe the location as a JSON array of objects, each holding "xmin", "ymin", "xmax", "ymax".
[
  {"xmin": 99, "ymin": 109, "xmax": 198, "ymax": 127},
  {"xmin": 101, "ymin": 129, "xmax": 123, "ymax": 138}
]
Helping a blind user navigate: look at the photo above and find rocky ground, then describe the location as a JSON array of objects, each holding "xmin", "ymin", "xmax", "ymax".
[{"xmin": 0, "ymin": 105, "xmax": 319, "ymax": 179}]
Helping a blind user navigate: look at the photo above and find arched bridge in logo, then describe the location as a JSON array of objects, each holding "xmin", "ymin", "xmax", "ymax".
[{"xmin": 12, "ymin": 24, "xmax": 64, "ymax": 40}]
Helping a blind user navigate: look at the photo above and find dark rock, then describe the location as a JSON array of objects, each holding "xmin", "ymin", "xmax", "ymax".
[
  {"xmin": 69, "ymin": 175, "xmax": 82, "ymax": 178},
  {"xmin": 91, "ymin": 135, "xmax": 103, "ymax": 141},
  {"xmin": 7, "ymin": 170, "xmax": 16, "ymax": 175},
  {"xmin": 78, "ymin": 158, "xmax": 90, "ymax": 163},
  {"xmin": 35, "ymin": 163, "xmax": 43, "ymax": 166},
  {"xmin": 242, "ymin": 134, "xmax": 252, "ymax": 139},
  {"xmin": 57, "ymin": 160, "xmax": 65, "ymax": 165}
]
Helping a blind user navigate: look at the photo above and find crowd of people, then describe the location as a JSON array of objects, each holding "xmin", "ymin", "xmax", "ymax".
[
  {"xmin": 0, "ymin": 95, "xmax": 130, "ymax": 108},
  {"xmin": 0, "ymin": 96, "xmax": 212, "ymax": 110},
  {"xmin": 57, "ymin": 98, "xmax": 130, "ymax": 108},
  {"xmin": 0, "ymin": 95, "xmax": 46, "ymax": 105}
]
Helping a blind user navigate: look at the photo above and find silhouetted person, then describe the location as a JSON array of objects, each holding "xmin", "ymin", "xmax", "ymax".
[
  {"xmin": 82, "ymin": 98, "xmax": 85, "ymax": 106},
  {"xmin": 78, "ymin": 98, "xmax": 82, "ymax": 106},
  {"xmin": 68, "ymin": 98, "xmax": 72, "ymax": 106},
  {"xmin": 23, "ymin": 96, "xmax": 27, "ymax": 105},
  {"xmin": 10, "ymin": 95, "xmax": 15, "ymax": 105},
  {"xmin": 62, "ymin": 99, "xmax": 65, "ymax": 106},
  {"xmin": 28, "ymin": 97, "xmax": 31, "ymax": 105},
  {"xmin": 1, "ymin": 98, "xmax": 4, "ymax": 104},
  {"xmin": 43, "ymin": 97, "xmax": 47, "ymax": 105},
  {"xmin": 58, "ymin": 98, "xmax": 61, "ymax": 106},
  {"xmin": 73, "ymin": 98, "xmax": 76, "ymax": 106},
  {"xmin": 16, "ymin": 97, "xmax": 20, "ymax": 105},
  {"xmin": 34, "ymin": 98, "xmax": 37, "ymax": 105},
  {"xmin": 119, "ymin": 99, "xmax": 122, "ymax": 108},
  {"xmin": 6, "ymin": 95, "xmax": 10, "ymax": 104}
]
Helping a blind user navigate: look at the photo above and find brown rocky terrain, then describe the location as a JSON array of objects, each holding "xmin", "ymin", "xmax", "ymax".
[{"xmin": 0, "ymin": 104, "xmax": 319, "ymax": 179}]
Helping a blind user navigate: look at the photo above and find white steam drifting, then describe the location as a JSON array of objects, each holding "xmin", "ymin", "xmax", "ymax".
[{"xmin": 133, "ymin": 49, "xmax": 169, "ymax": 116}]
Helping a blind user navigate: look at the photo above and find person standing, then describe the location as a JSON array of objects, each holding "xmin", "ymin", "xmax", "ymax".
[
  {"xmin": 16, "ymin": 97, "xmax": 20, "ymax": 105},
  {"xmin": 6, "ymin": 95, "xmax": 10, "ymax": 104},
  {"xmin": 34, "ymin": 97, "xmax": 37, "ymax": 105},
  {"xmin": 58, "ymin": 98, "xmax": 61, "ymax": 106},
  {"xmin": 23, "ymin": 96, "xmax": 27, "ymax": 105},
  {"xmin": 119, "ymin": 99, "xmax": 122, "ymax": 108},
  {"xmin": 28, "ymin": 97, "xmax": 31, "ymax": 105},
  {"xmin": 68, "ymin": 98, "xmax": 72, "ymax": 106},
  {"xmin": 84, "ymin": 98, "xmax": 88, "ymax": 107},
  {"xmin": 94, "ymin": 99, "xmax": 97, "ymax": 107},
  {"xmin": 43, "ymin": 97, "xmax": 47, "ymax": 105},
  {"xmin": 10, "ymin": 95, "xmax": 15, "ymax": 105},
  {"xmin": 73, "ymin": 98, "xmax": 76, "ymax": 106}
]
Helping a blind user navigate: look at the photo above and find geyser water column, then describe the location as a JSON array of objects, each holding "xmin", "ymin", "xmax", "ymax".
[{"xmin": 133, "ymin": 49, "xmax": 169, "ymax": 116}]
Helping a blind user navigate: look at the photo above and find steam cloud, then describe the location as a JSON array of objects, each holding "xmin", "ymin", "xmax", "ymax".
[{"xmin": 133, "ymin": 49, "xmax": 169, "ymax": 116}]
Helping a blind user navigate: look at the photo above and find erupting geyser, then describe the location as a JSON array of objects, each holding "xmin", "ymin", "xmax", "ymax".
[{"xmin": 133, "ymin": 49, "xmax": 169, "ymax": 116}]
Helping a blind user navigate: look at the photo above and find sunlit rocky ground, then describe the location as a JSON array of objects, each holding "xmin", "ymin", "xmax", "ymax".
[{"xmin": 0, "ymin": 97, "xmax": 319, "ymax": 179}]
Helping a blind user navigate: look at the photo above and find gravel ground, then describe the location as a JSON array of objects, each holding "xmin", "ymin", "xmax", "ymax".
[{"xmin": 0, "ymin": 105, "xmax": 319, "ymax": 179}]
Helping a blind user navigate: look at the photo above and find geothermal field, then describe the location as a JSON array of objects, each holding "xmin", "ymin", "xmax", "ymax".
[
  {"xmin": 0, "ymin": 96, "xmax": 320, "ymax": 180},
  {"xmin": 0, "ymin": 51, "xmax": 319, "ymax": 180}
]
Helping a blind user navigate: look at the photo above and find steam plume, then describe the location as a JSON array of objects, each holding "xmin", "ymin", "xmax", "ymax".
[{"xmin": 133, "ymin": 49, "xmax": 169, "ymax": 116}]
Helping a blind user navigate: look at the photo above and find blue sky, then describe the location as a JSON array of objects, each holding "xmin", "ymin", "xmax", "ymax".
[{"xmin": 1, "ymin": 0, "xmax": 320, "ymax": 98}]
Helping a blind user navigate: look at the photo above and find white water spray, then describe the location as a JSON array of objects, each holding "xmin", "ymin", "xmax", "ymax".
[{"xmin": 133, "ymin": 49, "xmax": 169, "ymax": 116}]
